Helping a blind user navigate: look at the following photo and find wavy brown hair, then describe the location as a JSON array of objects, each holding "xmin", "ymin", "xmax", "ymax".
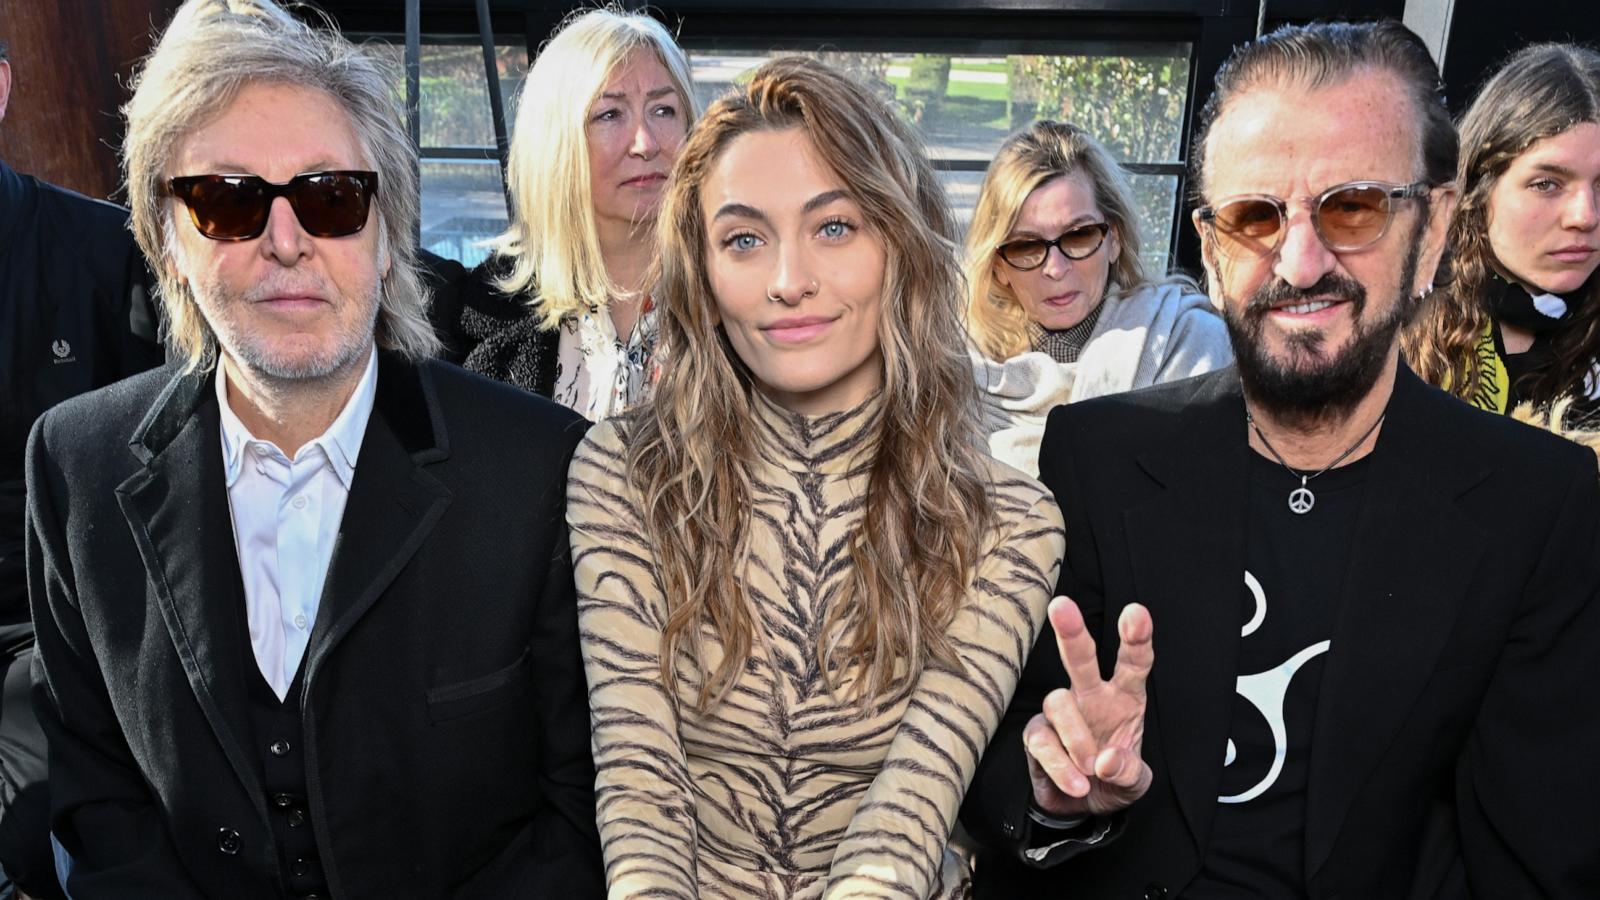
[
  {"xmin": 1404, "ymin": 43, "xmax": 1600, "ymax": 410},
  {"xmin": 629, "ymin": 56, "xmax": 995, "ymax": 709}
]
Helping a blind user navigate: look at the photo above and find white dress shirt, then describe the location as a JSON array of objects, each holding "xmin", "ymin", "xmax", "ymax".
[{"xmin": 217, "ymin": 349, "xmax": 378, "ymax": 699}]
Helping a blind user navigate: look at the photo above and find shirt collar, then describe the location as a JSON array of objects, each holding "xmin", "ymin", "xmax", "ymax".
[{"xmin": 216, "ymin": 348, "xmax": 380, "ymax": 489}]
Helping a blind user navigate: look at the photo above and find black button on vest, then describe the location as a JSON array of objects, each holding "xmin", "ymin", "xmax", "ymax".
[{"xmin": 243, "ymin": 652, "xmax": 326, "ymax": 898}]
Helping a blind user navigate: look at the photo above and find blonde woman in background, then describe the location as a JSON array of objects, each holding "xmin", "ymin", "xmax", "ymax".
[
  {"xmin": 966, "ymin": 121, "xmax": 1232, "ymax": 475},
  {"xmin": 568, "ymin": 57, "xmax": 1063, "ymax": 898},
  {"xmin": 432, "ymin": 7, "xmax": 697, "ymax": 419}
]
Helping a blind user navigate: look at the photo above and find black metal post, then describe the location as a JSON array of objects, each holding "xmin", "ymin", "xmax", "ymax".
[
  {"xmin": 405, "ymin": 0, "xmax": 422, "ymax": 247},
  {"xmin": 475, "ymin": 0, "xmax": 514, "ymax": 213},
  {"xmin": 1173, "ymin": 10, "xmax": 1257, "ymax": 277}
]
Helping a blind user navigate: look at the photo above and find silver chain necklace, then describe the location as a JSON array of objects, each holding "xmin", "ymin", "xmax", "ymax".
[{"xmin": 1246, "ymin": 409, "xmax": 1385, "ymax": 515}]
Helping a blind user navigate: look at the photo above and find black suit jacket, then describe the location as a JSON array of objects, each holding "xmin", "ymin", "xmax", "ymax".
[
  {"xmin": 1, "ymin": 157, "xmax": 164, "ymax": 627},
  {"xmin": 26, "ymin": 353, "xmax": 604, "ymax": 899},
  {"xmin": 964, "ymin": 366, "xmax": 1600, "ymax": 899}
]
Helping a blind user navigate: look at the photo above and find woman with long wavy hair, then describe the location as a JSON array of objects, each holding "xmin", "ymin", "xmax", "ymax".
[
  {"xmin": 566, "ymin": 57, "xmax": 1065, "ymax": 898},
  {"xmin": 1404, "ymin": 43, "xmax": 1600, "ymax": 429},
  {"xmin": 965, "ymin": 121, "xmax": 1231, "ymax": 476},
  {"xmin": 430, "ymin": 7, "xmax": 697, "ymax": 419}
]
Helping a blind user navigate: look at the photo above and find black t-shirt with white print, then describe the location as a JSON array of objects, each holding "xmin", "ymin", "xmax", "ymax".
[{"xmin": 1185, "ymin": 450, "xmax": 1370, "ymax": 899}]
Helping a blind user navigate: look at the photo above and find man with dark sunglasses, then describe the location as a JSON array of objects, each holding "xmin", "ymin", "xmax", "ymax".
[
  {"xmin": 23, "ymin": 3, "xmax": 603, "ymax": 899},
  {"xmin": 0, "ymin": 37, "xmax": 165, "ymax": 900},
  {"xmin": 965, "ymin": 20, "xmax": 1600, "ymax": 899}
]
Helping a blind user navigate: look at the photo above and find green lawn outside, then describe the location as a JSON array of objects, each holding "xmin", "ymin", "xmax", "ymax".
[
  {"xmin": 887, "ymin": 58, "xmax": 1009, "ymax": 74},
  {"xmin": 952, "ymin": 61, "xmax": 1009, "ymax": 73},
  {"xmin": 941, "ymin": 94, "xmax": 1011, "ymax": 130},
  {"xmin": 883, "ymin": 70, "xmax": 1013, "ymax": 130},
  {"xmin": 885, "ymin": 74, "xmax": 1011, "ymax": 103}
]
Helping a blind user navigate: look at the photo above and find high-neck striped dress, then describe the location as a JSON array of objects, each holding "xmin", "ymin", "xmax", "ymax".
[{"xmin": 567, "ymin": 392, "xmax": 1064, "ymax": 899}]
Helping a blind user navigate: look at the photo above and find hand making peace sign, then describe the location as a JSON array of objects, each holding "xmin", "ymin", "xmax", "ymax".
[{"xmin": 1022, "ymin": 596, "xmax": 1155, "ymax": 818}]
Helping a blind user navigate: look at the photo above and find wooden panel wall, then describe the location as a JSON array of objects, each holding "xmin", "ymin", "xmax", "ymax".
[{"xmin": 0, "ymin": 0, "xmax": 179, "ymax": 201}]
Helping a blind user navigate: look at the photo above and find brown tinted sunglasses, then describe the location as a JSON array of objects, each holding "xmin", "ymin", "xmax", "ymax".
[
  {"xmin": 167, "ymin": 170, "xmax": 378, "ymax": 241},
  {"xmin": 1196, "ymin": 181, "xmax": 1430, "ymax": 260}
]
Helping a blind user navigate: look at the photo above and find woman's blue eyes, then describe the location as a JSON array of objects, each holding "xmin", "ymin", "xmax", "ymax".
[{"xmin": 723, "ymin": 220, "xmax": 855, "ymax": 252}]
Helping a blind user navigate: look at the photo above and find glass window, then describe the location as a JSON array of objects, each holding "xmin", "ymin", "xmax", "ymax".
[
  {"xmin": 419, "ymin": 160, "xmax": 509, "ymax": 268},
  {"xmin": 369, "ymin": 39, "xmax": 1191, "ymax": 271},
  {"xmin": 412, "ymin": 44, "xmax": 531, "ymax": 149},
  {"xmin": 686, "ymin": 47, "xmax": 1191, "ymax": 270},
  {"xmin": 367, "ymin": 40, "xmax": 530, "ymax": 265},
  {"xmin": 1126, "ymin": 173, "xmax": 1183, "ymax": 280}
]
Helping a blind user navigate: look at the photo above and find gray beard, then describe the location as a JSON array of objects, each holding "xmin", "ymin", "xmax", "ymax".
[
  {"xmin": 205, "ymin": 278, "xmax": 383, "ymax": 385},
  {"xmin": 229, "ymin": 303, "xmax": 378, "ymax": 382}
]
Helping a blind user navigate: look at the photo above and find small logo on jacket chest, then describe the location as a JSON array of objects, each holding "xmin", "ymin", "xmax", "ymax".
[{"xmin": 52, "ymin": 339, "xmax": 76, "ymax": 364}]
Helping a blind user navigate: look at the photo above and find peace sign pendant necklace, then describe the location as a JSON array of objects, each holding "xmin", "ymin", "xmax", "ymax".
[{"xmin": 1246, "ymin": 408, "xmax": 1385, "ymax": 515}]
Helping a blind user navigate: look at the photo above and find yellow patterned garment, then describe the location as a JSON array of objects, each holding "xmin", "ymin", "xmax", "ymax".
[
  {"xmin": 568, "ymin": 393, "xmax": 1064, "ymax": 899},
  {"xmin": 1468, "ymin": 320, "xmax": 1512, "ymax": 414}
]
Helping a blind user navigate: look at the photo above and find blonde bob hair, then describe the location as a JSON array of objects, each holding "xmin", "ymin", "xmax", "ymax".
[
  {"xmin": 124, "ymin": 0, "xmax": 438, "ymax": 370},
  {"xmin": 965, "ymin": 120, "xmax": 1151, "ymax": 361},
  {"xmin": 629, "ymin": 56, "xmax": 995, "ymax": 709},
  {"xmin": 491, "ymin": 7, "xmax": 697, "ymax": 328}
]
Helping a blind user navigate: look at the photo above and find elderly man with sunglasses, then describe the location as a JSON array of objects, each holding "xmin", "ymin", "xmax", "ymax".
[
  {"xmin": 963, "ymin": 20, "xmax": 1600, "ymax": 900},
  {"xmin": 23, "ymin": 3, "xmax": 604, "ymax": 899}
]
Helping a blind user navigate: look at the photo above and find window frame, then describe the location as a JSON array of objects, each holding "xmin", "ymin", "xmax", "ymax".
[{"xmin": 337, "ymin": 0, "xmax": 1270, "ymax": 272}]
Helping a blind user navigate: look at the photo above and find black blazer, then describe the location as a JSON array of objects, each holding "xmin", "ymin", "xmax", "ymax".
[
  {"xmin": 0, "ymin": 157, "xmax": 164, "ymax": 626},
  {"xmin": 963, "ymin": 366, "xmax": 1600, "ymax": 899},
  {"xmin": 26, "ymin": 353, "xmax": 604, "ymax": 899}
]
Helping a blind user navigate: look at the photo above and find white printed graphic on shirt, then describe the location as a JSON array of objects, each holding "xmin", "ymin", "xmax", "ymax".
[{"xmin": 1219, "ymin": 570, "xmax": 1330, "ymax": 804}]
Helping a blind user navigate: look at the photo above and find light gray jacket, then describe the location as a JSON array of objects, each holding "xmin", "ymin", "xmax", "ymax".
[{"xmin": 973, "ymin": 281, "xmax": 1233, "ymax": 476}]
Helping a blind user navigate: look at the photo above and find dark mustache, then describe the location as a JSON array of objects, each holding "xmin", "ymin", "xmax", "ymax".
[{"xmin": 1244, "ymin": 272, "xmax": 1367, "ymax": 314}]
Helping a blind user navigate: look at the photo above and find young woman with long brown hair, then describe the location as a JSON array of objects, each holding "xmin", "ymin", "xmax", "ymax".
[
  {"xmin": 566, "ymin": 57, "xmax": 1064, "ymax": 898},
  {"xmin": 1405, "ymin": 43, "xmax": 1600, "ymax": 428}
]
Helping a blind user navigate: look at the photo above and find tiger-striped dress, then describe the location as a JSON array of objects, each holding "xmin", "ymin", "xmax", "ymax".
[{"xmin": 568, "ymin": 392, "xmax": 1064, "ymax": 899}]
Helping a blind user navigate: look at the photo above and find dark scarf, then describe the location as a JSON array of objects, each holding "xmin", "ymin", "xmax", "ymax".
[
  {"xmin": 1484, "ymin": 272, "xmax": 1581, "ymax": 336},
  {"xmin": 1028, "ymin": 301, "xmax": 1105, "ymax": 364},
  {"xmin": 1472, "ymin": 272, "xmax": 1600, "ymax": 422}
]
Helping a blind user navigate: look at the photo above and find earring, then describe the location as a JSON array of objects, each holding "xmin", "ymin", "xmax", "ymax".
[{"xmin": 767, "ymin": 281, "xmax": 819, "ymax": 302}]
